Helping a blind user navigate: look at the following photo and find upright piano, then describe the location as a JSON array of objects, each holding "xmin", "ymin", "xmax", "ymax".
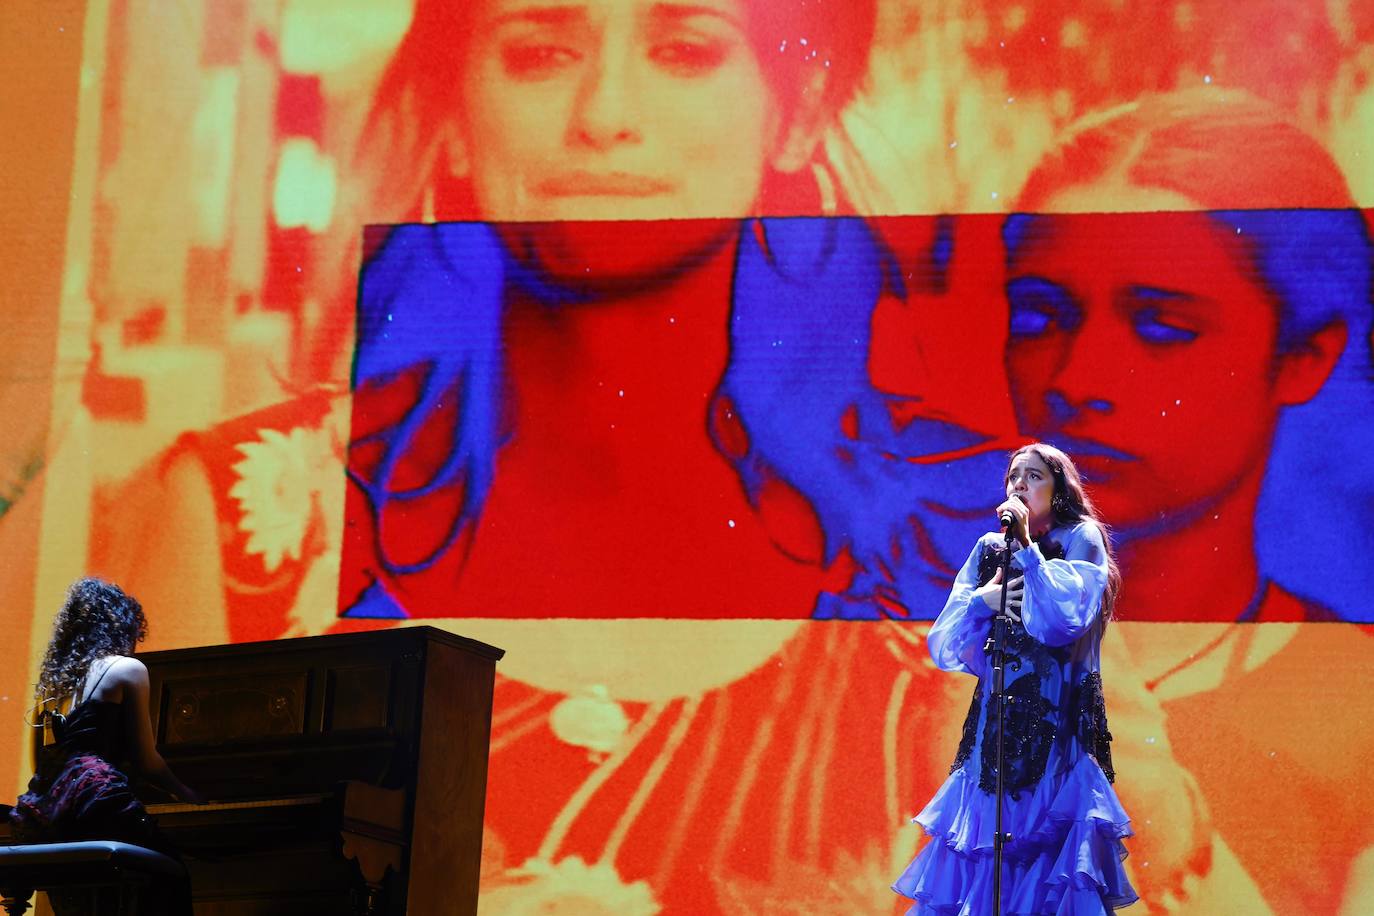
[{"xmin": 125, "ymin": 626, "xmax": 500, "ymax": 914}]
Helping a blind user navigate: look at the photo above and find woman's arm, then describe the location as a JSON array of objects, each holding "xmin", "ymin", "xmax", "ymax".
[
  {"xmin": 1017, "ymin": 521, "xmax": 1110, "ymax": 647},
  {"xmin": 116, "ymin": 657, "xmax": 204, "ymax": 803},
  {"xmin": 927, "ymin": 536, "xmax": 1015, "ymax": 676}
]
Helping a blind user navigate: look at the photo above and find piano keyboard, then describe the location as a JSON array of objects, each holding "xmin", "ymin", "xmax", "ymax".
[{"xmin": 148, "ymin": 793, "xmax": 330, "ymax": 815}]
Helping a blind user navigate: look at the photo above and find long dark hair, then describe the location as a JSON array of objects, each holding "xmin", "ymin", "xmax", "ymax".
[
  {"xmin": 1008, "ymin": 443, "xmax": 1121, "ymax": 621},
  {"xmin": 34, "ymin": 578, "xmax": 147, "ymax": 704}
]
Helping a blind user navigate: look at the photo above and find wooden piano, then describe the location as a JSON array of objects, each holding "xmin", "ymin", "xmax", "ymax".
[{"xmin": 111, "ymin": 626, "xmax": 499, "ymax": 914}]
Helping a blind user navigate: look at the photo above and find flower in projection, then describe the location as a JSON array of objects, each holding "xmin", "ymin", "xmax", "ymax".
[
  {"xmin": 229, "ymin": 426, "xmax": 329, "ymax": 572},
  {"xmin": 482, "ymin": 857, "xmax": 660, "ymax": 916},
  {"xmin": 549, "ymin": 686, "xmax": 630, "ymax": 757}
]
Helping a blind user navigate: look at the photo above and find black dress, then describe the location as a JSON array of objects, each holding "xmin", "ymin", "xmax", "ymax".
[{"xmin": 8, "ymin": 666, "xmax": 192, "ymax": 915}]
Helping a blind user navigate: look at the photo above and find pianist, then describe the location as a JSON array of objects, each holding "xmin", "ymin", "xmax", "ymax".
[{"xmin": 8, "ymin": 577, "xmax": 199, "ymax": 914}]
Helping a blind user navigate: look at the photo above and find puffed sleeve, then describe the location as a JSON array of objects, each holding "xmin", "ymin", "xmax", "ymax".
[
  {"xmin": 926, "ymin": 536, "xmax": 997, "ymax": 676},
  {"xmin": 1017, "ymin": 521, "xmax": 1109, "ymax": 647}
]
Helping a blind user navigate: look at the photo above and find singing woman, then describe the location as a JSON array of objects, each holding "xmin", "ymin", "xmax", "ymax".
[{"xmin": 893, "ymin": 443, "xmax": 1136, "ymax": 913}]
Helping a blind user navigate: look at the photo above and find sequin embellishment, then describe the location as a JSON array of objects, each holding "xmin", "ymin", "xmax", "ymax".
[{"xmin": 1074, "ymin": 671, "xmax": 1116, "ymax": 783}]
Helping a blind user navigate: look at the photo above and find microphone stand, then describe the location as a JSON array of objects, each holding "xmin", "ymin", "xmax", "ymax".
[{"xmin": 984, "ymin": 524, "xmax": 1019, "ymax": 916}]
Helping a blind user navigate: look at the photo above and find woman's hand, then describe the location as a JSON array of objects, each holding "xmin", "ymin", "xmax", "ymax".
[
  {"xmin": 973, "ymin": 567, "xmax": 1023, "ymax": 620},
  {"xmin": 996, "ymin": 497, "xmax": 1032, "ymax": 546},
  {"xmin": 173, "ymin": 783, "xmax": 207, "ymax": 805}
]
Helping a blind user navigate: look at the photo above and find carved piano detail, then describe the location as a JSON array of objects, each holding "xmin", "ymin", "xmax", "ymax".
[{"xmin": 135, "ymin": 626, "xmax": 503, "ymax": 915}]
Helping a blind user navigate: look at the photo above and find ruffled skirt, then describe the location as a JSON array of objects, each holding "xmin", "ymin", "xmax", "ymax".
[{"xmin": 892, "ymin": 750, "xmax": 1136, "ymax": 915}]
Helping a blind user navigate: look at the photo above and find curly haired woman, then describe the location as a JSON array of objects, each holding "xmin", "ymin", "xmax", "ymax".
[{"xmin": 9, "ymin": 577, "xmax": 199, "ymax": 915}]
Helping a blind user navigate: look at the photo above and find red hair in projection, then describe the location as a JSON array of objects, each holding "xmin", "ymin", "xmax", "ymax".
[{"xmin": 1016, "ymin": 87, "xmax": 1357, "ymax": 211}]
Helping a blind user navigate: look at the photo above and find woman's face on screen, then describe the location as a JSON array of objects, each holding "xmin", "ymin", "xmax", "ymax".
[
  {"xmin": 1002, "ymin": 203, "xmax": 1287, "ymax": 531},
  {"xmin": 452, "ymin": 0, "xmax": 784, "ymax": 222}
]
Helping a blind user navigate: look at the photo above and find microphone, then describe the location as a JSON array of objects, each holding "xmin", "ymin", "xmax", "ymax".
[{"xmin": 999, "ymin": 495, "xmax": 1025, "ymax": 531}]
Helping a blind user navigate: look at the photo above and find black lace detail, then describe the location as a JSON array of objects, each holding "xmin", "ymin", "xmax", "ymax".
[
  {"xmin": 977, "ymin": 673, "xmax": 1056, "ymax": 798},
  {"xmin": 946, "ymin": 534, "xmax": 1074, "ymax": 793},
  {"xmin": 976, "ymin": 534, "xmax": 1065, "ymax": 589},
  {"xmin": 1001, "ymin": 619, "xmax": 1047, "ymax": 669},
  {"xmin": 975, "ymin": 533, "xmax": 1069, "ymax": 672},
  {"xmin": 1073, "ymin": 671, "xmax": 1116, "ymax": 783},
  {"xmin": 950, "ymin": 684, "xmax": 981, "ymax": 773},
  {"xmin": 976, "ymin": 542, "xmax": 1007, "ymax": 590}
]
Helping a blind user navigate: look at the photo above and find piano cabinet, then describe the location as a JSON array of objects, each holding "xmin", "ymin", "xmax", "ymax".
[{"xmin": 135, "ymin": 626, "xmax": 504, "ymax": 915}]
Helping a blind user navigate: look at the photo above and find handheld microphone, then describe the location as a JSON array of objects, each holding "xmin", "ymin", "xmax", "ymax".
[{"xmin": 999, "ymin": 495, "xmax": 1025, "ymax": 530}]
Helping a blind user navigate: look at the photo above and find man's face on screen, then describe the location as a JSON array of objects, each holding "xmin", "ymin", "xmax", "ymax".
[
  {"xmin": 1003, "ymin": 209, "xmax": 1286, "ymax": 532},
  {"xmin": 452, "ymin": 0, "xmax": 783, "ymax": 222}
]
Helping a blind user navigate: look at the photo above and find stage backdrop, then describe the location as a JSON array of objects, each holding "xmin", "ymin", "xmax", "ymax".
[{"xmin": 3, "ymin": 1, "xmax": 1374, "ymax": 914}]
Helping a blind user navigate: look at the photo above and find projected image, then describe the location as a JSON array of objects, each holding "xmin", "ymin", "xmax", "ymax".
[
  {"xmin": 58, "ymin": 0, "xmax": 1374, "ymax": 646},
  {"xmin": 1004, "ymin": 207, "xmax": 1369, "ymax": 622},
  {"xmin": 344, "ymin": 200, "xmax": 1374, "ymax": 626},
  {"xmin": 369, "ymin": 0, "xmax": 878, "ymax": 221},
  {"xmin": 341, "ymin": 217, "xmax": 1005, "ymax": 620}
]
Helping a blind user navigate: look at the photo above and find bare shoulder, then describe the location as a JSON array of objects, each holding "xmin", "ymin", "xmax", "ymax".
[{"xmin": 104, "ymin": 655, "xmax": 150, "ymax": 686}]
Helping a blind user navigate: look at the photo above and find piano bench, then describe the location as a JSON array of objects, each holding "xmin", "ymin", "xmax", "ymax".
[{"xmin": 0, "ymin": 841, "xmax": 185, "ymax": 915}]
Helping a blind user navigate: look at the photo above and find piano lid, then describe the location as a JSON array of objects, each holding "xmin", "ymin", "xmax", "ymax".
[{"xmin": 137, "ymin": 625, "xmax": 504, "ymax": 667}]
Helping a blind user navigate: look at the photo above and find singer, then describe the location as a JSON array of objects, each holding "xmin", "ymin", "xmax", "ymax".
[{"xmin": 892, "ymin": 443, "xmax": 1137, "ymax": 914}]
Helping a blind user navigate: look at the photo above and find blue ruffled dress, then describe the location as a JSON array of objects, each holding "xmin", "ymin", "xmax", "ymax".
[{"xmin": 893, "ymin": 521, "xmax": 1137, "ymax": 915}]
